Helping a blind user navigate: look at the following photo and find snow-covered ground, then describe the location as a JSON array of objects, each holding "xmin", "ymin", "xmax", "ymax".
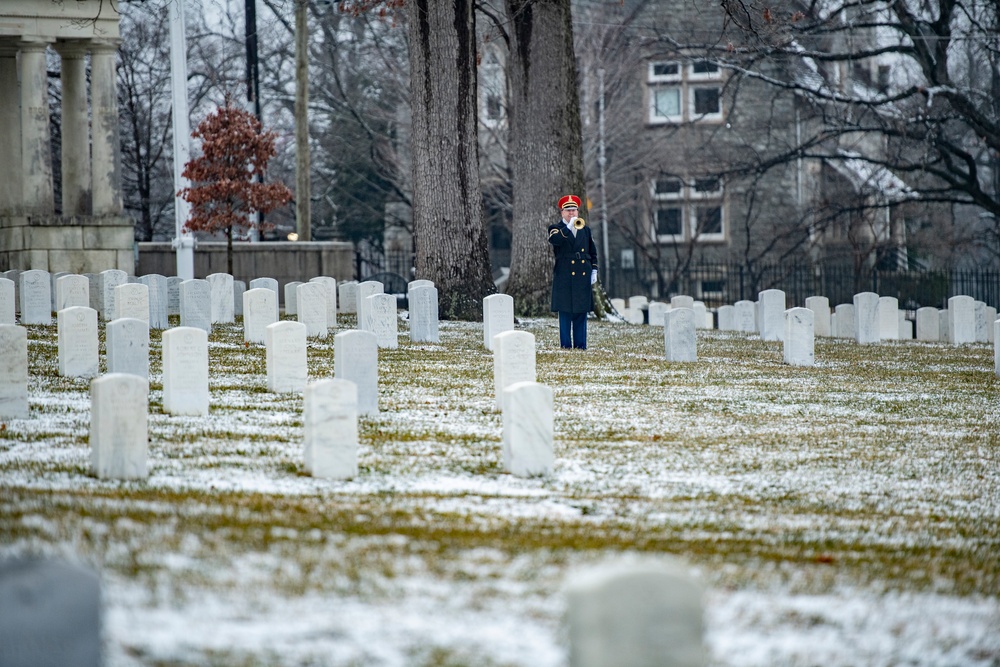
[{"xmin": 2, "ymin": 316, "xmax": 998, "ymax": 666}]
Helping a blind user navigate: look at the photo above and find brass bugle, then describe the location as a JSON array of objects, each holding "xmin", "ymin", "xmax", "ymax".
[{"xmin": 572, "ymin": 216, "xmax": 586, "ymax": 230}]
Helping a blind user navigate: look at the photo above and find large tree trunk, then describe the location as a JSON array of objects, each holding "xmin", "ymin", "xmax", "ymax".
[
  {"xmin": 408, "ymin": 0, "xmax": 495, "ymax": 320},
  {"xmin": 504, "ymin": 0, "xmax": 586, "ymax": 316}
]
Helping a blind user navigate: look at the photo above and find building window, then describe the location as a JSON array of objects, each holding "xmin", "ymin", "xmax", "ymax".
[
  {"xmin": 647, "ymin": 59, "xmax": 724, "ymax": 125},
  {"xmin": 693, "ymin": 205, "xmax": 724, "ymax": 240},
  {"xmin": 651, "ymin": 176, "xmax": 726, "ymax": 244}
]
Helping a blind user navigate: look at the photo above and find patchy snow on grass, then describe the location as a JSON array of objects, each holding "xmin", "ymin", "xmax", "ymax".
[{"xmin": 2, "ymin": 316, "xmax": 999, "ymax": 666}]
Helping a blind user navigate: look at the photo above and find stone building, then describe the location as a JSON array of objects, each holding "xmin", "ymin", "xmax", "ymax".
[
  {"xmin": 573, "ymin": 0, "xmax": 918, "ymax": 300},
  {"xmin": 0, "ymin": 1, "xmax": 133, "ymax": 274}
]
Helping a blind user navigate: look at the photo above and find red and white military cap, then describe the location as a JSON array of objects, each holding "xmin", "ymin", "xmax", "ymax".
[{"xmin": 558, "ymin": 194, "xmax": 581, "ymax": 210}]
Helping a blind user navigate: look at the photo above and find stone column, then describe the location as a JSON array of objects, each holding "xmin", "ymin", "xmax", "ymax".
[
  {"xmin": 90, "ymin": 39, "xmax": 122, "ymax": 216},
  {"xmin": 55, "ymin": 40, "xmax": 92, "ymax": 216},
  {"xmin": 0, "ymin": 42, "xmax": 21, "ymax": 215},
  {"xmin": 18, "ymin": 39, "xmax": 55, "ymax": 215}
]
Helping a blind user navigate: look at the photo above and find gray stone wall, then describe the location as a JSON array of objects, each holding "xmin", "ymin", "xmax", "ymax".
[
  {"xmin": 137, "ymin": 242, "xmax": 354, "ymax": 305},
  {"xmin": 0, "ymin": 215, "xmax": 135, "ymax": 274}
]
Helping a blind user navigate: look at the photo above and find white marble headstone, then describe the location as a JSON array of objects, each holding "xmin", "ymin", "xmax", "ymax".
[
  {"xmin": 0, "ymin": 278, "xmax": 14, "ymax": 325},
  {"xmin": 483, "ymin": 293, "xmax": 515, "ymax": 351},
  {"xmin": 783, "ymin": 307, "xmax": 814, "ymax": 366},
  {"xmin": 98, "ymin": 269, "xmax": 127, "ymax": 321},
  {"xmin": 915, "ymin": 306, "xmax": 939, "ymax": 341},
  {"xmin": 948, "ymin": 295, "xmax": 976, "ymax": 345},
  {"xmin": 243, "ymin": 288, "xmax": 278, "ymax": 344},
  {"xmin": 19, "ymin": 269, "xmax": 51, "ymax": 325},
  {"xmin": 309, "ymin": 276, "xmax": 337, "ymax": 328},
  {"xmin": 804, "ymin": 296, "xmax": 831, "ymax": 337},
  {"xmin": 166, "ymin": 276, "xmax": 182, "ymax": 316},
  {"xmin": 0, "ymin": 558, "xmax": 102, "ymax": 667},
  {"xmin": 266, "ymin": 321, "xmax": 308, "ymax": 393},
  {"xmin": 408, "ymin": 279, "xmax": 434, "ymax": 295},
  {"xmin": 106, "ymin": 318, "xmax": 150, "ymax": 379},
  {"xmin": 409, "ymin": 285, "xmax": 440, "ymax": 343},
  {"xmin": 49, "ymin": 272, "xmax": 68, "ymax": 310},
  {"xmin": 304, "ymin": 378, "xmax": 359, "ymax": 479},
  {"xmin": 233, "ymin": 280, "xmax": 246, "ymax": 318},
  {"xmin": 364, "ymin": 293, "xmax": 398, "ymax": 348},
  {"xmin": 55, "ymin": 274, "xmax": 89, "ymax": 312},
  {"xmin": 664, "ymin": 307, "xmax": 697, "ymax": 362},
  {"xmin": 939, "ymin": 309, "xmax": 951, "ymax": 343},
  {"xmin": 628, "ymin": 296, "xmax": 648, "ymax": 311},
  {"xmin": 0, "ymin": 325, "xmax": 28, "ymax": 419},
  {"xmin": 138, "ymin": 274, "xmax": 169, "ymax": 329},
  {"xmin": 566, "ymin": 561, "xmax": 704, "ymax": 667},
  {"xmin": 670, "ymin": 295, "xmax": 694, "ymax": 310},
  {"xmin": 877, "ymin": 296, "xmax": 899, "ymax": 340},
  {"xmin": 334, "ymin": 330, "xmax": 378, "ymax": 416},
  {"xmin": 57, "ymin": 307, "xmax": 99, "ymax": 377},
  {"xmin": 90, "ymin": 373, "xmax": 148, "ymax": 479},
  {"xmin": 610, "ymin": 298, "xmax": 626, "ymax": 313},
  {"xmin": 284, "ymin": 281, "xmax": 303, "ymax": 316},
  {"xmin": 733, "ymin": 300, "xmax": 756, "ymax": 333},
  {"xmin": 355, "ymin": 280, "xmax": 384, "ymax": 331},
  {"xmin": 648, "ymin": 302, "xmax": 669, "ymax": 327},
  {"xmin": 114, "ymin": 283, "xmax": 149, "ymax": 323},
  {"xmin": 834, "ymin": 303, "xmax": 855, "ymax": 338},
  {"xmin": 502, "ymin": 380, "xmax": 553, "ymax": 478},
  {"xmin": 853, "ymin": 292, "xmax": 879, "ymax": 344},
  {"xmin": 974, "ymin": 301, "xmax": 991, "ymax": 343},
  {"xmin": 3, "ymin": 270, "xmax": 20, "ymax": 316},
  {"xmin": 180, "ymin": 279, "xmax": 212, "ymax": 333},
  {"xmin": 757, "ymin": 289, "xmax": 785, "ymax": 341},
  {"xmin": 995, "ymin": 320, "xmax": 1000, "ymax": 377},
  {"xmin": 716, "ymin": 304, "xmax": 735, "ymax": 331},
  {"xmin": 249, "ymin": 277, "xmax": 279, "ymax": 320},
  {"xmin": 206, "ymin": 273, "xmax": 235, "ymax": 324},
  {"xmin": 296, "ymin": 282, "xmax": 329, "ymax": 339},
  {"xmin": 338, "ymin": 281, "xmax": 359, "ymax": 315},
  {"xmin": 493, "ymin": 330, "xmax": 536, "ymax": 410},
  {"xmin": 162, "ymin": 326, "xmax": 209, "ymax": 416},
  {"xmin": 693, "ymin": 301, "xmax": 710, "ymax": 330}
]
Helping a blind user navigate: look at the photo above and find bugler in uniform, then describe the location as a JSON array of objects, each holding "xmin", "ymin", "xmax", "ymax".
[{"xmin": 549, "ymin": 194, "xmax": 598, "ymax": 349}]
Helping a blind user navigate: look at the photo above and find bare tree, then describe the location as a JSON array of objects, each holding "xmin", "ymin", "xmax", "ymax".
[
  {"xmin": 118, "ymin": 4, "xmax": 176, "ymax": 241},
  {"xmin": 502, "ymin": 0, "xmax": 586, "ymax": 315},
  {"xmin": 408, "ymin": 0, "xmax": 495, "ymax": 319},
  {"xmin": 716, "ymin": 0, "xmax": 1000, "ymax": 267}
]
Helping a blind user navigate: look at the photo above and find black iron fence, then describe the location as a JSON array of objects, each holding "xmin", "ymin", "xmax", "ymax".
[{"xmin": 611, "ymin": 262, "xmax": 1000, "ymax": 310}]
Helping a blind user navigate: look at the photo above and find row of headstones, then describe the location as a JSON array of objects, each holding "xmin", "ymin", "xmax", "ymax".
[
  {"xmin": 615, "ymin": 289, "xmax": 997, "ymax": 346},
  {"xmin": 0, "ymin": 555, "xmax": 705, "ymax": 667},
  {"xmin": 0, "ymin": 312, "xmax": 551, "ymax": 482},
  {"xmin": 620, "ymin": 290, "xmax": 1000, "ymax": 372},
  {"xmin": 0, "ymin": 269, "xmax": 441, "ymax": 344},
  {"xmin": 53, "ymin": 325, "xmax": 548, "ymax": 482}
]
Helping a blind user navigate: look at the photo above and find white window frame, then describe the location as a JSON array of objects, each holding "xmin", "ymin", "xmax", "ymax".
[
  {"xmin": 690, "ymin": 203, "xmax": 725, "ymax": 243},
  {"xmin": 689, "ymin": 85, "xmax": 723, "ymax": 122},
  {"xmin": 648, "ymin": 86, "xmax": 683, "ymax": 124},
  {"xmin": 646, "ymin": 59, "xmax": 725, "ymax": 125},
  {"xmin": 687, "ymin": 60, "xmax": 722, "ymax": 82},
  {"xmin": 650, "ymin": 177, "xmax": 726, "ymax": 244},
  {"xmin": 648, "ymin": 61, "xmax": 682, "ymax": 83}
]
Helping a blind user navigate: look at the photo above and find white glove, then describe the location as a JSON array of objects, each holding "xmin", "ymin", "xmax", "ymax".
[{"xmin": 590, "ymin": 269, "xmax": 598, "ymax": 285}]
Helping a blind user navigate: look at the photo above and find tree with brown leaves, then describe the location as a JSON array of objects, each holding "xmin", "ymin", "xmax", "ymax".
[{"xmin": 180, "ymin": 101, "xmax": 293, "ymax": 275}]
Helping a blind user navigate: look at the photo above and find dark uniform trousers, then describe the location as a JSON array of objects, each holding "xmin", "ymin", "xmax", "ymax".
[{"xmin": 548, "ymin": 221, "xmax": 599, "ymax": 350}]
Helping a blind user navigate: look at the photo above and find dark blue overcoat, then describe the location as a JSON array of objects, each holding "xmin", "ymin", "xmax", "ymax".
[{"xmin": 548, "ymin": 221, "xmax": 598, "ymax": 314}]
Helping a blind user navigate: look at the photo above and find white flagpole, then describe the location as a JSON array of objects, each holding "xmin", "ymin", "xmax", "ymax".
[{"xmin": 169, "ymin": 0, "xmax": 195, "ymax": 279}]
